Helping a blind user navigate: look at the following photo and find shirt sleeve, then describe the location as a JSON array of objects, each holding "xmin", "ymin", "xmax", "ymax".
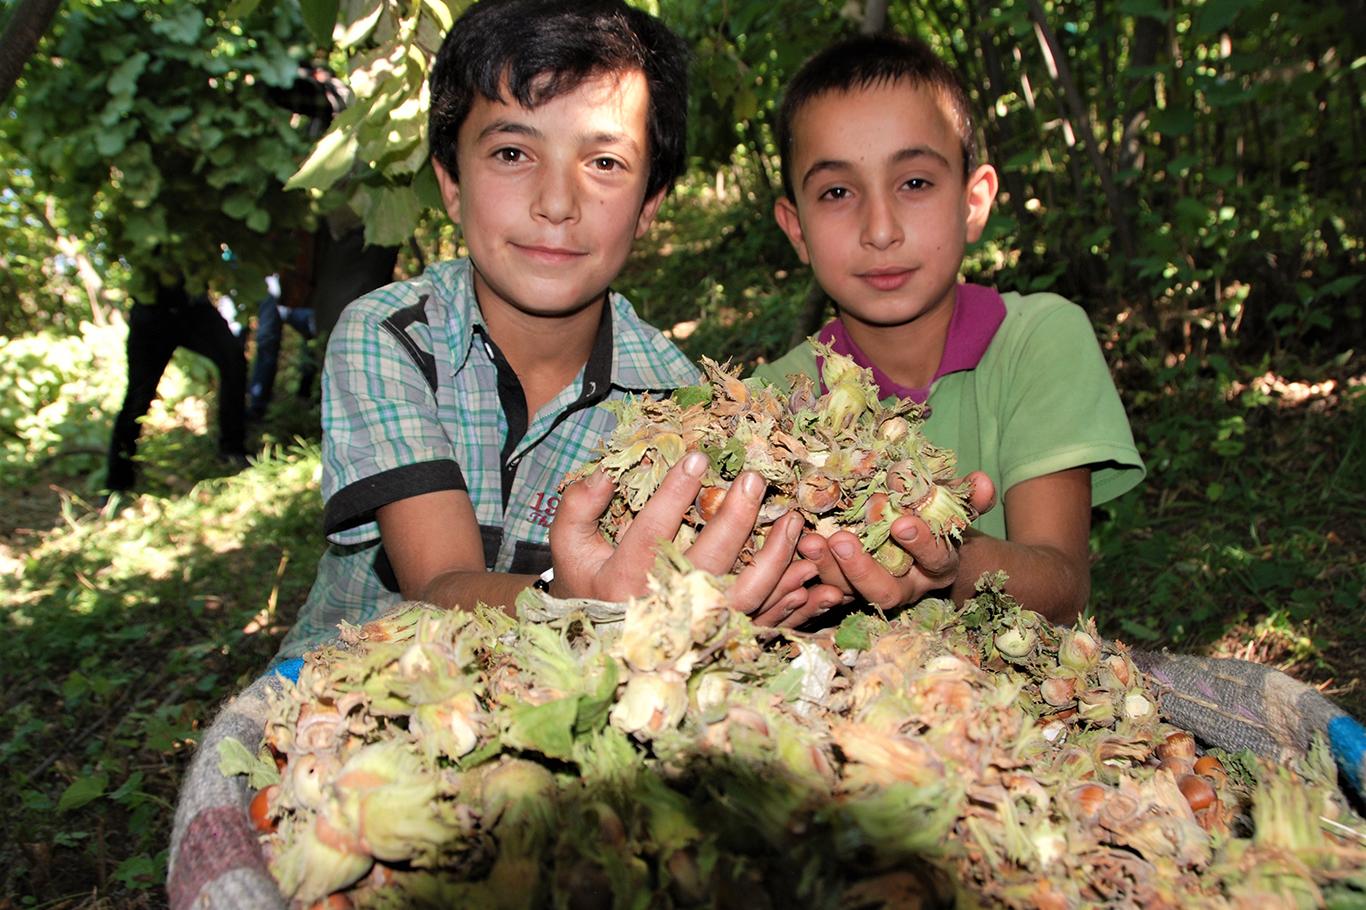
[
  {"xmin": 994, "ymin": 299, "xmax": 1146, "ymax": 506},
  {"xmin": 319, "ymin": 297, "xmax": 466, "ymax": 545}
]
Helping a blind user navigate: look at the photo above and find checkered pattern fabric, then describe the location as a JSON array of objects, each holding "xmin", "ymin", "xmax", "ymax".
[{"xmin": 276, "ymin": 258, "xmax": 699, "ymax": 660}]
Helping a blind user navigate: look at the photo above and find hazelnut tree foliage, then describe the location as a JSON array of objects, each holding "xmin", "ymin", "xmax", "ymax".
[
  {"xmin": 4, "ymin": 0, "xmax": 319, "ymax": 304},
  {"xmin": 292, "ymin": 0, "xmax": 1362, "ymax": 355}
]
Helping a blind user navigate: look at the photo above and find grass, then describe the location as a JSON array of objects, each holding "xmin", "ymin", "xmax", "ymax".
[{"xmin": 2, "ymin": 185, "xmax": 1363, "ymax": 906}]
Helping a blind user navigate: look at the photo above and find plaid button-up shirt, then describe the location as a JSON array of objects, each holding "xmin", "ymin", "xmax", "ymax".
[{"xmin": 277, "ymin": 257, "xmax": 699, "ymax": 659}]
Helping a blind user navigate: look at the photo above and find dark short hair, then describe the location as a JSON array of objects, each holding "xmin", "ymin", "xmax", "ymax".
[
  {"xmin": 428, "ymin": 0, "xmax": 690, "ymax": 201},
  {"xmin": 775, "ymin": 34, "xmax": 977, "ymax": 200}
]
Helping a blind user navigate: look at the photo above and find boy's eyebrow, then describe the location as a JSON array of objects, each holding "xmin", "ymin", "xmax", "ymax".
[
  {"xmin": 476, "ymin": 121, "xmax": 643, "ymax": 156},
  {"xmin": 800, "ymin": 145, "xmax": 953, "ymax": 190},
  {"xmin": 477, "ymin": 119, "xmax": 542, "ymax": 142},
  {"xmin": 891, "ymin": 145, "xmax": 952, "ymax": 169}
]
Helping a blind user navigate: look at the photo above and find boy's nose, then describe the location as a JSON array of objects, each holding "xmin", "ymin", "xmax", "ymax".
[
  {"xmin": 533, "ymin": 168, "xmax": 580, "ymax": 224},
  {"xmin": 860, "ymin": 194, "xmax": 903, "ymax": 250}
]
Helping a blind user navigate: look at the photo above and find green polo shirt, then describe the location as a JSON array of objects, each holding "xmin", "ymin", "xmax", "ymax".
[
  {"xmin": 753, "ymin": 285, "xmax": 1145, "ymax": 540},
  {"xmin": 277, "ymin": 257, "xmax": 700, "ymax": 660}
]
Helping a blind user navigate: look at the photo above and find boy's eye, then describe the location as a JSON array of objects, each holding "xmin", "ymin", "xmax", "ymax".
[
  {"xmin": 818, "ymin": 186, "xmax": 851, "ymax": 201},
  {"xmin": 903, "ymin": 177, "xmax": 931, "ymax": 191},
  {"xmin": 591, "ymin": 157, "xmax": 622, "ymax": 171},
  {"xmin": 494, "ymin": 147, "xmax": 524, "ymax": 163}
]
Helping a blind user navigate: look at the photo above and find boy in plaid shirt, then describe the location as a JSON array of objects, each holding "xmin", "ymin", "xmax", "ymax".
[{"xmin": 278, "ymin": 0, "xmax": 810, "ymax": 660}]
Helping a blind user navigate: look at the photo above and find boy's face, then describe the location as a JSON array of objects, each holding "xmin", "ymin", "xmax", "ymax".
[
  {"xmin": 773, "ymin": 80, "xmax": 996, "ymax": 332},
  {"xmin": 435, "ymin": 69, "xmax": 663, "ymax": 321}
]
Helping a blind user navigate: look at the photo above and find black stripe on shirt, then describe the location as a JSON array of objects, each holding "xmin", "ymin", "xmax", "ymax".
[{"xmin": 325, "ymin": 459, "xmax": 466, "ymax": 536}]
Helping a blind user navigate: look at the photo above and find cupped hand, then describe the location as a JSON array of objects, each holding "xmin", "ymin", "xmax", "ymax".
[
  {"xmin": 549, "ymin": 452, "xmax": 828, "ymax": 620},
  {"xmin": 797, "ymin": 470, "xmax": 997, "ymax": 611}
]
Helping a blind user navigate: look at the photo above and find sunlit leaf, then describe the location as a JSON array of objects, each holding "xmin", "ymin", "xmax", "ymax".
[
  {"xmin": 338, "ymin": 0, "xmax": 385, "ymax": 49},
  {"xmin": 285, "ymin": 124, "xmax": 360, "ymax": 192}
]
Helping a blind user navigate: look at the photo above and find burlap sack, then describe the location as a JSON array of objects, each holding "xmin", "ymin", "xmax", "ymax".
[
  {"xmin": 166, "ymin": 673, "xmax": 288, "ymax": 910},
  {"xmin": 1133, "ymin": 649, "xmax": 1365, "ymax": 799}
]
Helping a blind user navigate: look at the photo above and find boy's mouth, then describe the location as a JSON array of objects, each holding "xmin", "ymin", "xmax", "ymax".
[
  {"xmin": 858, "ymin": 267, "xmax": 914, "ymax": 291},
  {"xmin": 514, "ymin": 243, "xmax": 586, "ymax": 263}
]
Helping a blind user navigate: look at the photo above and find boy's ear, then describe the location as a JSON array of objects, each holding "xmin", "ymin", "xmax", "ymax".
[
  {"xmin": 964, "ymin": 163, "xmax": 999, "ymax": 243},
  {"xmin": 772, "ymin": 196, "xmax": 810, "ymax": 264},
  {"xmin": 434, "ymin": 160, "xmax": 462, "ymax": 224},
  {"xmin": 633, "ymin": 187, "xmax": 668, "ymax": 239}
]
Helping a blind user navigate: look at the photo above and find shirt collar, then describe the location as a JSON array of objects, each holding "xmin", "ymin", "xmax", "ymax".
[
  {"xmin": 438, "ymin": 258, "xmax": 692, "ymax": 395},
  {"xmin": 605, "ymin": 290, "xmax": 699, "ymax": 393},
  {"xmin": 817, "ymin": 283, "xmax": 1006, "ymax": 403}
]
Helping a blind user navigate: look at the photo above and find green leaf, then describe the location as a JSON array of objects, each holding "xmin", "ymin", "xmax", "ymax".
[
  {"xmin": 150, "ymin": 7, "xmax": 204, "ymax": 44},
  {"xmin": 226, "ymin": 0, "xmax": 262, "ymax": 18},
  {"xmin": 286, "ymin": 122, "xmax": 360, "ymax": 192},
  {"xmin": 338, "ymin": 0, "xmax": 385, "ymax": 49},
  {"xmin": 57, "ymin": 772, "xmax": 110, "ymax": 812},
  {"xmin": 421, "ymin": 0, "xmax": 456, "ymax": 32},
  {"xmin": 572, "ymin": 656, "xmax": 619, "ymax": 736},
  {"xmin": 1149, "ymin": 106, "xmax": 1196, "ymax": 137},
  {"xmin": 246, "ymin": 208, "xmax": 271, "ymax": 233},
  {"xmin": 222, "ymin": 193, "xmax": 256, "ymax": 220},
  {"xmin": 111, "ymin": 853, "xmax": 160, "ymax": 890},
  {"xmin": 301, "ymin": 0, "xmax": 341, "ymax": 47},
  {"xmin": 671, "ymin": 384, "xmax": 713, "ymax": 408},
  {"xmin": 365, "ymin": 183, "xmax": 424, "ymax": 247},
  {"xmin": 411, "ymin": 162, "xmax": 445, "ymax": 211},
  {"xmin": 503, "ymin": 697, "xmax": 578, "ymax": 760},
  {"xmin": 1117, "ymin": 0, "xmax": 1171, "ymax": 20},
  {"xmin": 1194, "ymin": 0, "xmax": 1251, "ymax": 35},
  {"xmin": 106, "ymin": 52, "xmax": 149, "ymax": 98},
  {"xmin": 1118, "ymin": 619, "xmax": 1160, "ymax": 641},
  {"xmin": 216, "ymin": 737, "xmax": 280, "ymax": 788},
  {"xmin": 109, "ymin": 771, "xmax": 146, "ymax": 805},
  {"xmin": 834, "ymin": 613, "xmax": 885, "ymax": 651}
]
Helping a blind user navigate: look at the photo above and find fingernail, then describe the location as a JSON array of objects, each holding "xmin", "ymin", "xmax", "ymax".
[
  {"xmin": 831, "ymin": 539, "xmax": 857, "ymax": 559},
  {"xmin": 741, "ymin": 472, "xmax": 763, "ymax": 497},
  {"xmin": 898, "ymin": 524, "xmax": 919, "ymax": 542},
  {"xmin": 786, "ymin": 516, "xmax": 801, "ymax": 542},
  {"xmin": 683, "ymin": 452, "xmax": 706, "ymax": 477},
  {"xmin": 587, "ymin": 470, "xmax": 610, "ymax": 488}
]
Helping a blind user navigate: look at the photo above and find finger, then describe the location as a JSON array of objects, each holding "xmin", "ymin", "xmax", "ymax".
[
  {"xmin": 727, "ymin": 512, "xmax": 810, "ymax": 612},
  {"xmin": 687, "ymin": 470, "xmax": 764, "ymax": 575},
  {"xmin": 888, "ymin": 515, "xmax": 955, "ymax": 577},
  {"xmin": 751, "ymin": 587, "xmax": 808, "ymax": 627},
  {"xmin": 965, "ymin": 470, "xmax": 996, "ymax": 515},
  {"xmin": 779, "ymin": 584, "xmax": 848, "ymax": 628},
  {"xmin": 827, "ymin": 530, "xmax": 905, "ymax": 610},
  {"xmin": 797, "ymin": 532, "xmax": 853, "ymax": 594},
  {"xmin": 613, "ymin": 450, "xmax": 707, "ymax": 566},
  {"xmin": 548, "ymin": 471, "xmax": 617, "ymax": 583}
]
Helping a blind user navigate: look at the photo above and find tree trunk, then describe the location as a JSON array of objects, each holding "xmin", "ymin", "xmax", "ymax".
[
  {"xmin": 37, "ymin": 197, "xmax": 108, "ymax": 323},
  {"xmin": 1027, "ymin": 0, "xmax": 1136, "ymax": 263},
  {"xmin": 0, "ymin": 0, "xmax": 62, "ymax": 108}
]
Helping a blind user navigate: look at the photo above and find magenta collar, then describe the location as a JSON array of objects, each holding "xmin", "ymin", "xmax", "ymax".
[{"xmin": 816, "ymin": 283, "xmax": 1006, "ymax": 403}]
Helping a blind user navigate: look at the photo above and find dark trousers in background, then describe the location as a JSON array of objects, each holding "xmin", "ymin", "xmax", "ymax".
[
  {"xmin": 248, "ymin": 296, "xmax": 317, "ymax": 419},
  {"xmin": 105, "ymin": 299, "xmax": 247, "ymax": 491}
]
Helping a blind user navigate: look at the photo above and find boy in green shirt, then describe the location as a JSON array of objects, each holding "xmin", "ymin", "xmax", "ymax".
[{"xmin": 752, "ymin": 34, "xmax": 1145, "ymax": 624}]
